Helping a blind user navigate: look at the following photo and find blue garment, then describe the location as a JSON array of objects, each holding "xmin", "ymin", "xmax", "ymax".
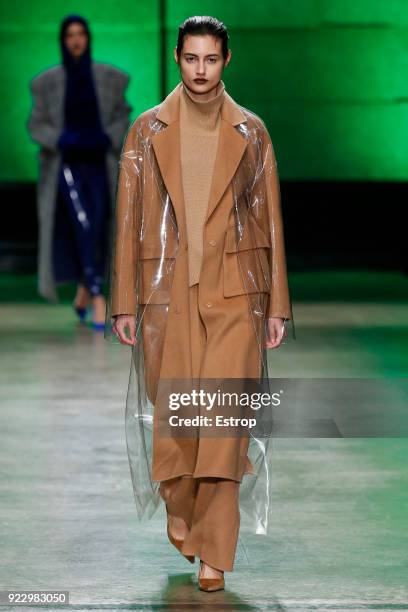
[
  {"xmin": 53, "ymin": 14, "xmax": 111, "ymax": 294},
  {"xmin": 53, "ymin": 162, "xmax": 110, "ymax": 295}
]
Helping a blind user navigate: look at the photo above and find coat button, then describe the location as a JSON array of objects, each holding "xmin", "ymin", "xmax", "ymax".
[
  {"xmin": 206, "ymin": 302, "xmax": 213, "ymax": 308},
  {"xmin": 208, "ymin": 240, "xmax": 216, "ymax": 246}
]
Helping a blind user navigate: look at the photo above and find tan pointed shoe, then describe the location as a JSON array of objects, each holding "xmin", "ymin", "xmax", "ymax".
[{"xmin": 198, "ymin": 560, "xmax": 225, "ymax": 592}]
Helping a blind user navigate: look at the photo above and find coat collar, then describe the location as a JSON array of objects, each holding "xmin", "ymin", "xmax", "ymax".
[
  {"xmin": 151, "ymin": 81, "xmax": 248, "ymax": 232},
  {"xmin": 156, "ymin": 80, "xmax": 247, "ymax": 127}
]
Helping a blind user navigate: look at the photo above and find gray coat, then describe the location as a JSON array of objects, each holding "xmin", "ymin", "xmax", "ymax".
[{"xmin": 27, "ymin": 61, "xmax": 132, "ymax": 301}]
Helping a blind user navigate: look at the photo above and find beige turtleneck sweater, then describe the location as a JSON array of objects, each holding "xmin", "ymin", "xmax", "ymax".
[{"xmin": 179, "ymin": 80, "xmax": 225, "ymax": 286}]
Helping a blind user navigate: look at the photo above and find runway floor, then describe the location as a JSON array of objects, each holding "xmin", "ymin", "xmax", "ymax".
[{"xmin": 1, "ymin": 271, "xmax": 408, "ymax": 611}]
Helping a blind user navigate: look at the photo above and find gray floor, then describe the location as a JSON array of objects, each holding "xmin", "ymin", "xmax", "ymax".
[{"xmin": 1, "ymin": 302, "xmax": 408, "ymax": 611}]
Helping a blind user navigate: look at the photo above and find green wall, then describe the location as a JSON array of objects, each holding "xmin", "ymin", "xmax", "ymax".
[
  {"xmin": 2, "ymin": 0, "xmax": 407, "ymax": 181},
  {"xmin": 1, "ymin": 1, "xmax": 159, "ymax": 182}
]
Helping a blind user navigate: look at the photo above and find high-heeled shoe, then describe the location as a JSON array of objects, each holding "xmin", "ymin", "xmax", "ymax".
[
  {"xmin": 198, "ymin": 560, "xmax": 225, "ymax": 592},
  {"xmin": 166, "ymin": 510, "xmax": 195, "ymax": 564},
  {"xmin": 91, "ymin": 321, "xmax": 105, "ymax": 331},
  {"xmin": 73, "ymin": 304, "xmax": 87, "ymax": 323},
  {"xmin": 72, "ymin": 285, "xmax": 89, "ymax": 323}
]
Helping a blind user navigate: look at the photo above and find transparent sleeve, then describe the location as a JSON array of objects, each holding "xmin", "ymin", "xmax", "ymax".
[{"xmin": 104, "ymin": 122, "xmax": 142, "ymax": 343}]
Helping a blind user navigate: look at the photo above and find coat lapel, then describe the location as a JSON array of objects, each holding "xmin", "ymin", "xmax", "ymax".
[
  {"xmin": 151, "ymin": 82, "xmax": 248, "ymax": 232},
  {"xmin": 205, "ymin": 118, "xmax": 247, "ymax": 222},
  {"xmin": 151, "ymin": 122, "xmax": 187, "ymax": 236}
]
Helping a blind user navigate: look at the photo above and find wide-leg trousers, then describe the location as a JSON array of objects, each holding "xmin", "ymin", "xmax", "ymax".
[
  {"xmin": 158, "ymin": 283, "xmax": 242, "ymax": 572},
  {"xmin": 160, "ymin": 476, "xmax": 240, "ymax": 572}
]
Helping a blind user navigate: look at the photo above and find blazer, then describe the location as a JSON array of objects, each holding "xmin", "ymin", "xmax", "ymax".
[{"xmin": 110, "ymin": 81, "xmax": 292, "ymax": 323}]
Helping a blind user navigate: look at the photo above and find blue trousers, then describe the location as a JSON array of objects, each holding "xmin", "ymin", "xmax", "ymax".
[{"xmin": 53, "ymin": 160, "xmax": 110, "ymax": 296}]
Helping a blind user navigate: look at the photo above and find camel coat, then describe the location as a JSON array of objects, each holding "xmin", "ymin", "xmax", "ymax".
[{"xmin": 109, "ymin": 81, "xmax": 293, "ymax": 492}]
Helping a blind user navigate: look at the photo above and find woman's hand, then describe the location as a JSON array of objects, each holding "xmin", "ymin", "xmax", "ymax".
[
  {"xmin": 265, "ymin": 317, "xmax": 287, "ymax": 349},
  {"xmin": 112, "ymin": 314, "xmax": 137, "ymax": 346}
]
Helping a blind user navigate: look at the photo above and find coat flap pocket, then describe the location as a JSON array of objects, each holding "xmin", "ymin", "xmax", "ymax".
[{"xmin": 225, "ymin": 218, "xmax": 271, "ymax": 253}]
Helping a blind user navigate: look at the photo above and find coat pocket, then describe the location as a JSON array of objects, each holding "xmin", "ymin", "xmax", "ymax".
[
  {"xmin": 138, "ymin": 243, "xmax": 176, "ymax": 304},
  {"xmin": 223, "ymin": 224, "xmax": 271, "ymax": 297}
]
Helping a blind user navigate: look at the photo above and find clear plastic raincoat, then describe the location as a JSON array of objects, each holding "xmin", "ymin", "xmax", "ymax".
[{"xmin": 104, "ymin": 81, "xmax": 295, "ymax": 536}]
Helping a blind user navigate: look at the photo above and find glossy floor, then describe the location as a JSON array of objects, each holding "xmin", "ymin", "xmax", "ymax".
[{"xmin": 0, "ymin": 281, "xmax": 407, "ymax": 610}]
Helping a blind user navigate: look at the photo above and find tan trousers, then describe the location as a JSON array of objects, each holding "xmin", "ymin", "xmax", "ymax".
[
  {"xmin": 159, "ymin": 283, "xmax": 243, "ymax": 572},
  {"xmin": 159, "ymin": 475, "xmax": 240, "ymax": 572}
]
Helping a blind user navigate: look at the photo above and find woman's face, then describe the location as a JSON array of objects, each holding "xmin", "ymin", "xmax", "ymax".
[
  {"xmin": 175, "ymin": 34, "xmax": 231, "ymax": 96},
  {"xmin": 64, "ymin": 22, "xmax": 89, "ymax": 58}
]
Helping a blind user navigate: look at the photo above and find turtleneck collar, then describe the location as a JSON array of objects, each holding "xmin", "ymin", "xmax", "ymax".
[{"xmin": 180, "ymin": 80, "xmax": 225, "ymax": 129}]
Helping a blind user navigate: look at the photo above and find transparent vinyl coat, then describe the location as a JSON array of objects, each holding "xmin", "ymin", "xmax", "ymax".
[{"xmin": 104, "ymin": 100, "xmax": 295, "ymax": 537}]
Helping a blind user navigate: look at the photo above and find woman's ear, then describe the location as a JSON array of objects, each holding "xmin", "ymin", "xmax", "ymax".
[{"xmin": 223, "ymin": 49, "xmax": 232, "ymax": 68}]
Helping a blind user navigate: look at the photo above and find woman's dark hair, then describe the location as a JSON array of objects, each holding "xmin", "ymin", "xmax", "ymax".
[{"xmin": 176, "ymin": 16, "xmax": 229, "ymax": 60}]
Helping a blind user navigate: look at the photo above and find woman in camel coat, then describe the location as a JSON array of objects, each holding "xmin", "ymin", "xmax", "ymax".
[{"xmin": 106, "ymin": 16, "xmax": 294, "ymax": 592}]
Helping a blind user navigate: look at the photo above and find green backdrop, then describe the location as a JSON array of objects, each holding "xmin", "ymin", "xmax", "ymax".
[{"xmin": 1, "ymin": 0, "xmax": 407, "ymax": 181}]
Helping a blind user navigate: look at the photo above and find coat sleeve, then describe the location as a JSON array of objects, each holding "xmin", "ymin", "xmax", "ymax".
[
  {"xmin": 27, "ymin": 76, "xmax": 60, "ymax": 152},
  {"xmin": 104, "ymin": 71, "xmax": 132, "ymax": 154},
  {"xmin": 110, "ymin": 121, "xmax": 141, "ymax": 317},
  {"xmin": 261, "ymin": 125, "xmax": 293, "ymax": 321}
]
